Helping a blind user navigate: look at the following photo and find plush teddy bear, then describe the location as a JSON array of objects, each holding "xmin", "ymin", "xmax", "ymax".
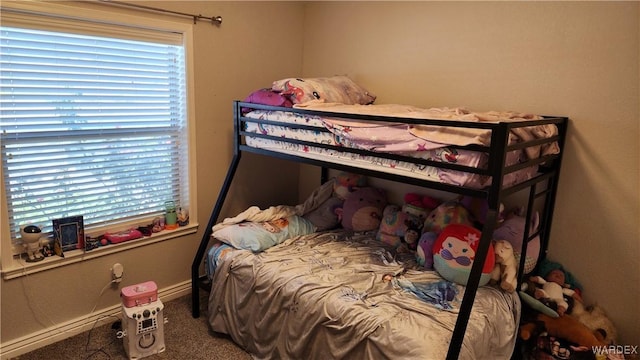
[
  {"xmin": 336, "ymin": 187, "xmax": 387, "ymax": 232},
  {"xmin": 490, "ymin": 240, "xmax": 518, "ymax": 293},
  {"xmin": 570, "ymin": 300, "xmax": 618, "ymax": 345}
]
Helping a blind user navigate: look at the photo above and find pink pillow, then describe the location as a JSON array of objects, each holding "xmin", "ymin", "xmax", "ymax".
[{"xmin": 243, "ymin": 88, "xmax": 293, "ymax": 113}]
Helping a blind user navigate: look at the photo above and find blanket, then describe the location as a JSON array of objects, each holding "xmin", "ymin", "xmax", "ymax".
[
  {"xmin": 211, "ymin": 179, "xmax": 335, "ymax": 232},
  {"xmin": 208, "ymin": 231, "xmax": 520, "ymax": 359},
  {"xmin": 295, "ymin": 102, "xmax": 559, "ymax": 160}
]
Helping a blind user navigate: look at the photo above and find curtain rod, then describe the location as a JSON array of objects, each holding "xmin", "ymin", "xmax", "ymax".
[{"xmin": 98, "ymin": 0, "xmax": 222, "ymax": 25}]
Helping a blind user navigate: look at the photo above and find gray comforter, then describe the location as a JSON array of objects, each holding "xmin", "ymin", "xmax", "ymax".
[{"xmin": 208, "ymin": 231, "xmax": 520, "ymax": 359}]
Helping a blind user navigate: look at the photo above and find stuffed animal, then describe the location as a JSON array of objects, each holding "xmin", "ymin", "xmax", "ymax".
[
  {"xmin": 333, "ymin": 172, "xmax": 367, "ymax": 200},
  {"xmin": 336, "ymin": 187, "xmax": 387, "ymax": 232},
  {"xmin": 377, "ymin": 193, "xmax": 440, "ymax": 250},
  {"xmin": 519, "ymin": 261, "xmax": 582, "ymax": 318},
  {"xmin": 303, "ymin": 196, "xmax": 344, "ymax": 231},
  {"xmin": 492, "ymin": 208, "xmax": 540, "ymax": 274},
  {"xmin": 418, "ymin": 198, "xmax": 484, "ymax": 272},
  {"xmin": 519, "ymin": 312, "xmax": 608, "ymax": 348},
  {"xmin": 418, "ymin": 198, "xmax": 472, "ymax": 270},
  {"xmin": 537, "ymin": 258, "xmax": 583, "ymax": 295},
  {"xmin": 416, "ymin": 231, "xmax": 438, "ymax": 269},
  {"xmin": 402, "ymin": 193, "xmax": 440, "ymax": 221},
  {"xmin": 520, "ymin": 280, "xmax": 562, "ymax": 318},
  {"xmin": 529, "ymin": 270, "xmax": 577, "ymax": 316},
  {"xmin": 432, "ymin": 224, "xmax": 495, "ymax": 286},
  {"xmin": 490, "ymin": 240, "xmax": 518, "ymax": 293},
  {"xmin": 422, "ymin": 200, "xmax": 474, "ymax": 235},
  {"xmin": 530, "ymin": 262, "xmax": 582, "ymax": 316},
  {"xmin": 570, "ymin": 300, "xmax": 618, "ymax": 345},
  {"xmin": 376, "ymin": 205, "xmax": 423, "ymax": 249}
]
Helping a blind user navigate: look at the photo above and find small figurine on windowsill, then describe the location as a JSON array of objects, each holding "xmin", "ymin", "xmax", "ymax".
[
  {"xmin": 177, "ymin": 207, "xmax": 189, "ymax": 226},
  {"xmin": 152, "ymin": 216, "xmax": 165, "ymax": 233},
  {"xmin": 41, "ymin": 241, "xmax": 54, "ymax": 257},
  {"xmin": 20, "ymin": 225, "xmax": 46, "ymax": 262}
]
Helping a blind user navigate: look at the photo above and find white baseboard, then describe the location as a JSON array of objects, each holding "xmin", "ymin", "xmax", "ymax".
[{"xmin": 0, "ymin": 280, "xmax": 191, "ymax": 360}]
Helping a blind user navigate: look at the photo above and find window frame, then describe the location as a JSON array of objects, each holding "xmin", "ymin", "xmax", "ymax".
[{"xmin": 0, "ymin": 1, "xmax": 198, "ymax": 279}]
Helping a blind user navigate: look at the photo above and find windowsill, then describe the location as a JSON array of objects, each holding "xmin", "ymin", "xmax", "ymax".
[{"xmin": 1, "ymin": 223, "xmax": 198, "ymax": 280}]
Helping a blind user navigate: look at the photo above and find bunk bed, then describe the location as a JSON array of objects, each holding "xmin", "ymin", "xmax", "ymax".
[{"xmin": 191, "ymin": 98, "xmax": 568, "ymax": 360}]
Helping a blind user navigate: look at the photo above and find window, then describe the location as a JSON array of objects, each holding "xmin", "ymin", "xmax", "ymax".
[{"xmin": 0, "ymin": 2, "xmax": 196, "ymax": 272}]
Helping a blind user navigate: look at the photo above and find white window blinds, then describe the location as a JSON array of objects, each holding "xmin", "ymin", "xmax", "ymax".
[{"xmin": 1, "ymin": 25, "xmax": 189, "ymax": 250}]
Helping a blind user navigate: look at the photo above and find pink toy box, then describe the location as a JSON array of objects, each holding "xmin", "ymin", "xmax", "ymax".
[{"xmin": 121, "ymin": 281, "xmax": 158, "ymax": 308}]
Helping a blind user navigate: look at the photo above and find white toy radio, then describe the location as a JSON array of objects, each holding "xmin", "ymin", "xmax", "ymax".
[{"xmin": 121, "ymin": 281, "xmax": 165, "ymax": 359}]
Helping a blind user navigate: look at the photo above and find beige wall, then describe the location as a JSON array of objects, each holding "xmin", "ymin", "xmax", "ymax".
[
  {"xmin": 0, "ymin": 1, "xmax": 304, "ymax": 355},
  {"xmin": 2, "ymin": 0, "xmax": 638, "ymax": 355},
  {"xmin": 300, "ymin": 1, "xmax": 639, "ymax": 345}
]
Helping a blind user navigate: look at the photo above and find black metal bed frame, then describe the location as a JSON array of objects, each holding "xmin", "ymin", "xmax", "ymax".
[{"xmin": 191, "ymin": 101, "xmax": 568, "ymax": 360}]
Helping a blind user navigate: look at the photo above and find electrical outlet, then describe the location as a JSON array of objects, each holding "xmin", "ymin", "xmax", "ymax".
[{"xmin": 111, "ymin": 263, "xmax": 124, "ymax": 283}]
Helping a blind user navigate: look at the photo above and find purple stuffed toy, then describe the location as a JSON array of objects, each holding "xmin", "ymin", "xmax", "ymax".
[
  {"xmin": 416, "ymin": 231, "xmax": 438, "ymax": 269},
  {"xmin": 337, "ymin": 187, "xmax": 387, "ymax": 232},
  {"xmin": 492, "ymin": 208, "xmax": 540, "ymax": 274}
]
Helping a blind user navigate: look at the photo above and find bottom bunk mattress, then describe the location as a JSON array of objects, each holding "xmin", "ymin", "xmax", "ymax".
[{"xmin": 207, "ymin": 230, "xmax": 520, "ymax": 360}]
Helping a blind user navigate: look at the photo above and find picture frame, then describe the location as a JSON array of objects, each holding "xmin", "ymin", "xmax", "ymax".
[{"xmin": 53, "ymin": 216, "xmax": 84, "ymax": 252}]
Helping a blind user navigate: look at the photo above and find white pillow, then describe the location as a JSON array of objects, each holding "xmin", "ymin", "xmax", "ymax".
[{"xmin": 272, "ymin": 76, "xmax": 376, "ymax": 105}]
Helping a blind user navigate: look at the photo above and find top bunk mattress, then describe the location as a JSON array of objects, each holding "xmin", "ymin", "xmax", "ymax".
[{"xmin": 239, "ymin": 102, "xmax": 564, "ymax": 190}]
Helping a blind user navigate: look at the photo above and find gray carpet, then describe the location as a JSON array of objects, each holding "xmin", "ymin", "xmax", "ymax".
[{"xmin": 13, "ymin": 290, "xmax": 252, "ymax": 360}]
